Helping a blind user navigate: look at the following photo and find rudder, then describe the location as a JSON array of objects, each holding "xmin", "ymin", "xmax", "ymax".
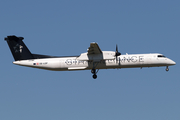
[{"xmin": 5, "ymin": 35, "xmax": 34, "ymax": 61}]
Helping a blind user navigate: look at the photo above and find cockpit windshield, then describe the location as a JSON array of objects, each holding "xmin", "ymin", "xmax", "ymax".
[{"xmin": 157, "ymin": 55, "xmax": 166, "ymax": 58}]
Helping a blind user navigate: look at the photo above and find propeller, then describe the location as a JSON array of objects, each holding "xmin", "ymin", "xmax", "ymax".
[
  {"xmin": 115, "ymin": 44, "xmax": 121, "ymax": 64},
  {"xmin": 115, "ymin": 44, "xmax": 121, "ymax": 57}
]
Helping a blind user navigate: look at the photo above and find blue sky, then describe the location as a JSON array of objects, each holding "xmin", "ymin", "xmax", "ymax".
[{"xmin": 0, "ymin": 0, "xmax": 180, "ymax": 120}]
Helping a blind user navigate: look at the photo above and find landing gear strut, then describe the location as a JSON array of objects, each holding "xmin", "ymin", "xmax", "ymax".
[
  {"xmin": 166, "ymin": 66, "xmax": 169, "ymax": 71},
  {"xmin": 91, "ymin": 68, "xmax": 99, "ymax": 79},
  {"xmin": 91, "ymin": 62, "xmax": 100, "ymax": 79}
]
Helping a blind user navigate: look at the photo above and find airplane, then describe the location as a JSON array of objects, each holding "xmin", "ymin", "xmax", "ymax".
[{"xmin": 5, "ymin": 35, "xmax": 176, "ymax": 79}]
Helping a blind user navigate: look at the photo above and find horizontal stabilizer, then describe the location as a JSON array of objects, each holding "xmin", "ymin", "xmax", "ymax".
[{"xmin": 5, "ymin": 35, "xmax": 24, "ymax": 41}]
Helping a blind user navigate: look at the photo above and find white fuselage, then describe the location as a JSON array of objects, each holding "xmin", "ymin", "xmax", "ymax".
[{"xmin": 13, "ymin": 52, "xmax": 176, "ymax": 71}]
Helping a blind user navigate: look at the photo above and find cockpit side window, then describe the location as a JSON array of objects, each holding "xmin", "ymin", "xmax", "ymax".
[{"xmin": 158, "ymin": 55, "xmax": 166, "ymax": 58}]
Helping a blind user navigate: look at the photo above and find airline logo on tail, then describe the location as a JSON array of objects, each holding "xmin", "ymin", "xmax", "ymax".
[{"xmin": 14, "ymin": 44, "xmax": 23, "ymax": 53}]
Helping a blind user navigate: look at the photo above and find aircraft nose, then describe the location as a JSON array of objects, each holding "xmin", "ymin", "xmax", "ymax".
[{"xmin": 169, "ymin": 59, "xmax": 176, "ymax": 65}]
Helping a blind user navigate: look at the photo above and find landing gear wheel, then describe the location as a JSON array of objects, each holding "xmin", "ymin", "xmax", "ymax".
[
  {"xmin": 93, "ymin": 74, "xmax": 97, "ymax": 79},
  {"xmin": 91, "ymin": 68, "xmax": 99, "ymax": 79},
  {"xmin": 166, "ymin": 66, "xmax": 169, "ymax": 71}
]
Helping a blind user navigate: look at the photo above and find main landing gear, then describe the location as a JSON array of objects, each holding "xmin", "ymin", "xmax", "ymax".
[
  {"xmin": 91, "ymin": 62, "xmax": 99, "ymax": 79},
  {"xmin": 166, "ymin": 66, "xmax": 169, "ymax": 71},
  {"xmin": 91, "ymin": 69, "xmax": 99, "ymax": 79}
]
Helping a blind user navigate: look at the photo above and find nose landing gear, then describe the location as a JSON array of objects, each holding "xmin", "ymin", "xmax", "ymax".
[{"xmin": 166, "ymin": 66, "xmax": 169, "ymax": 71}]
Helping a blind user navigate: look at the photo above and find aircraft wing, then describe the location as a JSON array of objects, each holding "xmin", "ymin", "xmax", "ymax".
[
  {"xmin": 87, "ymin": 42, "xmax": 102, "ymax": 55},
  {"xmin": 77, "ymin": 42, "xmax": 115, "ymax": 61}
]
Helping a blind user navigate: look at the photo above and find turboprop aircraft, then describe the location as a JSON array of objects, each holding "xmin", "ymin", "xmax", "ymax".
[{"xmin": 5, "ymin": 35, "xmax": 176, "ymax": 79}]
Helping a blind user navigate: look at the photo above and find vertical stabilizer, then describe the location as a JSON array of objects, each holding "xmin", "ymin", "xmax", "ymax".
[{"xmin": 5, "ymin": 35, "xmax": 34, "ymax": 61}]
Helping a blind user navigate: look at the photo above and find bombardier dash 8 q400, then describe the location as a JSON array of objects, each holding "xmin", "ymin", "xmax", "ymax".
[{"xmin": 5, "ymin": 35, "xmax": 176, "ymax": 79}]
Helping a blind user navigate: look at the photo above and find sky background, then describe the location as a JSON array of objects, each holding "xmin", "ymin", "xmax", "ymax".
[{"xmin": 0, "ymin": 0, "xmax": 180, "ymax": 120}]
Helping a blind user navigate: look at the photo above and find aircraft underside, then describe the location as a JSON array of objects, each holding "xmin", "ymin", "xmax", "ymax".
[{"xmin": 13, "ymin": 58, "xmax": 174, "ymax": 79}]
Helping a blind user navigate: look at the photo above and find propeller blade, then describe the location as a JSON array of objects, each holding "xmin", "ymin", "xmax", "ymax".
[
  {"xmin": 116, "ymin": 44, "xmax": 118, "ymax": 52},
  {"xmin": 115, "ymin": 44, "xmax": 121, "ymax": 63},
  {"xmin": 115, "ymin": 44, "xmax": 121, "ymax": 57}
]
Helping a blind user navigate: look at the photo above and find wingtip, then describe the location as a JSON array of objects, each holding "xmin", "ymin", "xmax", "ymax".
[{"xmin": 90, "ymin": 42, "xmax": 98, "ymax": 45}]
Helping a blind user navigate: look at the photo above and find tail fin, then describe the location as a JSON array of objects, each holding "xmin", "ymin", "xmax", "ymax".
[{"xmin": 5, "ymin": 35, "xmax": 34, "ymax": 61}]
